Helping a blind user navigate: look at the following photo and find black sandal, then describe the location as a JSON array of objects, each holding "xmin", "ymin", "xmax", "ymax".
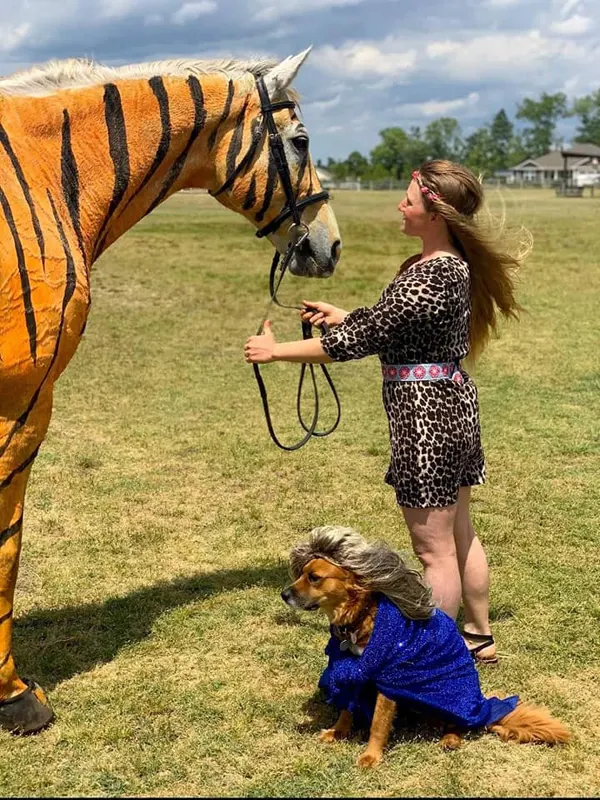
[
  {"xmin": 462, "ymin": 632, "xmax": 498, "ymax": 665},
  {"xmin": 0, "ymin": 679, "xmax": 54, "ymax": 735}
]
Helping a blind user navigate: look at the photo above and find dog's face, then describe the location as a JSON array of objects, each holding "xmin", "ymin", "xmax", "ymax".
[{"xmin": 281, "ymin": 557, "xmax": 357, "ymax": 614}]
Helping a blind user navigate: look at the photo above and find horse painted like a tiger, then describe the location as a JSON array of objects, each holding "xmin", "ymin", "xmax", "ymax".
[{"xmin": 0, "ymin": 48, "xmax": 341, "ymax": 733}]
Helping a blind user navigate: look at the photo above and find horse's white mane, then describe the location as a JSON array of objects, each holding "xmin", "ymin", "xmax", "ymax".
[{"xmin": 0, "ymin": 56, "xmax": 280, "ymax": 98}]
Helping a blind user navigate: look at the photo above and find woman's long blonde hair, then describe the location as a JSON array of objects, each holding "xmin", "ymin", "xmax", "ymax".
[{"xmin": 405, "ymin": 160, "xmax": 532, "ymax": 361}]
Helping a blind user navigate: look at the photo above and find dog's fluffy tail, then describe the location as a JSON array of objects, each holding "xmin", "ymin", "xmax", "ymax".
[{"xmin": 488, "ymin": 701, "xmax": 571, "ymax": 745}]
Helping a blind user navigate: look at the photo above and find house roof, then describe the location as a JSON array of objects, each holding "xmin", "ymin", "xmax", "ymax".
[
  {"xmin": 560, "ymin": 143, "xmax": 600, "ymax": 158},
  {"xmin": 510, "ymin": 144, "xmax": 600, "ymax": 171}
]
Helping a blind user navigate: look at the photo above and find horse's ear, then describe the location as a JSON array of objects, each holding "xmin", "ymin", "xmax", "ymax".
[{"xmin": 263, "ymin": 47, "xmax": 311, "ymax": 97}]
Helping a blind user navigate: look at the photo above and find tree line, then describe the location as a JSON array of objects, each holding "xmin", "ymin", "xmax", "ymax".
[{"xmin": 318, "ymin": 90, "xmax": 600, "ymax": 181}]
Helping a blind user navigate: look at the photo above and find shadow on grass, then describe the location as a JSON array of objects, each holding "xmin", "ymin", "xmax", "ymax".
[
  {"xmin": 456, "ymin": 604, "xmax": 516, "ymax": 629},
  {"xmin": 14, "ymin": 563, "xmax": 287, "ymax": 691},
  {"xmin": 271, "ymin": 609, "xmax": 325, "ymax": 632},
  {"xmin": 297, "ymin": 690, "xmax": 485, "ymax": 746}
]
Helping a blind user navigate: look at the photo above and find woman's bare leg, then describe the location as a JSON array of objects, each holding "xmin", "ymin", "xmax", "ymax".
[
  {"xmin": 402, "ymin": 504, "xmax": 461, "ymax": 618},
  {"xmin": 453, "ymin": 487, "xmax": 495, "ymax": 660}
]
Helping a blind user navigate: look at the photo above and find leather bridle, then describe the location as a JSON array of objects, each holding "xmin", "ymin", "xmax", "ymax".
[{"xmin": 211, "ymin": 75, "xmax": 341, "ymax": 451}]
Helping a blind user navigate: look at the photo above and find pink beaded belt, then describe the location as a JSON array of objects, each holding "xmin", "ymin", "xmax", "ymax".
[{"xmin": 382, "ymin": 362, "xmax": 463, "ymax": 384}]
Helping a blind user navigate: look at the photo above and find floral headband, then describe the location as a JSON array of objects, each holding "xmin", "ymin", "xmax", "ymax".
[{"xmin": 412, "ymin": 170, "xmax": 441, "ymax": 203}]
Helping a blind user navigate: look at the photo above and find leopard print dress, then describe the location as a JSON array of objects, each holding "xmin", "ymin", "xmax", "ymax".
[{"xmin": 320, "ymin": 255, "xmax": 485, "ymax": 509}]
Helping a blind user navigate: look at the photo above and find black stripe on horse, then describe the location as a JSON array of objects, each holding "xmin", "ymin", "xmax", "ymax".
[
  {"xmin": 115, "ymin": 76, "xmax": 173, "ymax": 222},
  {"xmin": 0, "ymin": 186, "xmax": 37, "ymax": 363},
  {"xmin": 208, "ymin": 79, "xmax": 234, "ymax": 152},
  {"xmin": 0, "ymin": 190, "xmax": 77, "ymax": 467},
  {"xmin": 94, "ymin": 83, "xmax": 131, "ymax": 257},
  {"xmin": 144, "ymin": 75, "xmax": 206, "ymax": 217},
  {"xmin": 0, "ymin": 517, "xmax": 22, "ymax": 550},
  {"xmin": 61, "ymin": 109, "xmax": 86, "ymax": 260},
  {"xmin": 0, "ymin": 124, "xmax": 47, "ymax": 272}
]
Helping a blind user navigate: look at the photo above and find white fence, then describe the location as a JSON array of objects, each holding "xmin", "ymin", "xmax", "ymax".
[{"xmin": 322, "ymin": 178, "xmax": 408, "ymax": 191}]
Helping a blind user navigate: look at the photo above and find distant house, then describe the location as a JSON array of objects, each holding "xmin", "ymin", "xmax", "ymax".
[{"xmin": 507, "ymin": 143, "xmax": 600, "ymax": 186}]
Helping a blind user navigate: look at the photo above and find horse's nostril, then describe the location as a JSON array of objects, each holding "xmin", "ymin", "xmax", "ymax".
[
  {"xmin": 331, "ymin": 239, "xmax": 341, "ymax": 263},
  {"xmin": 299, "ymin": 237, "xmax": 314, "ymax": 257}
]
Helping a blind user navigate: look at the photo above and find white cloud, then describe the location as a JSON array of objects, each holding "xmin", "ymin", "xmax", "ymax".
[
  {"xmin": 561, "ymin": 74, "xmax": 581, "ymax": 93},
  {"xmin": 265, "ymin": 24, "xmax": 295, "ymax": 40},
  {"xmin": 352, "ymin": 110, "xmax": 372, "ymax": 130},
  {"xmin": 0, "ymin": 0, "xmax": 598, "ymax": 162},
  {"xmin": 419, "ymin": 92, "xmax": 479, "ymax": 117},
  {"xmin": 254, "ymin": 0, "xmax": 366, "ymax": 23},
  {"xmin": 172, "ymin": 1, "xmax": 217, "ymax": 25},
  {"xmin": 315, "ymin": 39, "xmax": 417, "ymax": 80},
  {"xmin": 550, "ymin": 14, "xmax": 592, "ymax": 35},
  {"xmin": 425, "ymin": 30, "xmax": 587, "ymax": 82},
  {"xmin": 426, "ymin": 41, "xmax": 459, "ymax": 58},
  {"xmin": 323, "ymin": 125, "xmax": 343, "ymax": 133},
  {"xmin": 396, "ymin": 92, "xmax": 480, "ymax": 118},
  {"xmin": 0, "ymin": 24, "xmax": 31, "ymax": 54},
  {"xmin": 305, "ymin": 93, "xmax": 342, "ymax": 111},
  {"xmin": 99, "ymin": 0, "xmax": 139, "ymax": 19},
  {"xmin": 560, "ymin": 0, "xmax": 581, "ymax": 16}
]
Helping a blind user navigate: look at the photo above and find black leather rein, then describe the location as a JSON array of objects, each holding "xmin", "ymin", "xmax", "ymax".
[{"xmin": 211, "ymin": 75, "xmax": 341, "ymax": 451}]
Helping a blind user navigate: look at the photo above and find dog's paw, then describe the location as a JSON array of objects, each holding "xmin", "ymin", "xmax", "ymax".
[
  {"xmin": 357, "ymin": 750, "xmax": 382, "ymax": 768},
  {"xmin": 319, "ymin": 727, "xmax": 345, "ymax": 743},
  {"xmin": 440, "ymin": 732, "xmax": 463, "ymax": 750}
]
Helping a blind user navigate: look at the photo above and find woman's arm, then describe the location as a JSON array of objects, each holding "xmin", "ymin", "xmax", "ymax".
[
  {"xmin": 245, "ymin": 265, "xmax": 454, "ymax": 365},
  {"xmin": 319, "ymin": 267, "xmax": 454, "ymax": 362},
  {"xmin": 274, "ymin": 338, "xmax": 333, "ymax": 364},
  {"xmin": 244, "ymin": 320, "xmax": 333, "ymax": 364}
]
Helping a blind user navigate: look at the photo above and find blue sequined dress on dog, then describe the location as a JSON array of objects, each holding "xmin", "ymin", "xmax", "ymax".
[{"xmin": 319, "ymin": 595, "xmax": 518, "ymax": 729}]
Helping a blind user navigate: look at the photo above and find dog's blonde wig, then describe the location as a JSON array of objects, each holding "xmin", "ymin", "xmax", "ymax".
[{"xmin": 290, "ymin": 526, "xmax": 435, "ymax": 620}]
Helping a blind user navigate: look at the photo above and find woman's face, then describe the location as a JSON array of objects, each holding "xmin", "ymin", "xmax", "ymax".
[{"xmin": 398, "ymin": 179, "xmax": 433, "ymax": 237}]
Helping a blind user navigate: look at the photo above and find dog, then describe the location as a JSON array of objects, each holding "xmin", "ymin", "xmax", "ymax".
[{"xmin": 281, "ymin": 526, "xmax": 571, "ymax": 768}]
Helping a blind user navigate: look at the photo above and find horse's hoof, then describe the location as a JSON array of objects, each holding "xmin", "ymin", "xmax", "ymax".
[{"xmin": 0, "ymin": 679, "xmax": 54, "ymax": 735}]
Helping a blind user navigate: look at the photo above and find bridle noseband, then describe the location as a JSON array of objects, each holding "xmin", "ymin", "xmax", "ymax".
[{"xmin": 211, "ymin": 75, "xmax": 341, "ymax": 451}]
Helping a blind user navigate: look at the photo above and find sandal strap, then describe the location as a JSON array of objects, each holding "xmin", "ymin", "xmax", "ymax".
[
  {"xmin": 468, "ymin": 639, "xmax": 495, "ymax": 655},
  {"xmin": 462, "ymin": 631, "xmax": 495, "ymax": 656},
  {"xmin": 462, "ymin": 631, "xmax": 495, "ymax": 643}
]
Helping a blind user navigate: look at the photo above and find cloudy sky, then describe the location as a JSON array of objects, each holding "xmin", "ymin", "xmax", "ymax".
[{"xmin": 1, "ymin": 0, "xmax": 598, "ymax": 161}]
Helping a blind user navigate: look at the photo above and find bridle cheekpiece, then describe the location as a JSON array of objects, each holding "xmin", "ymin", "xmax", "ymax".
[
  {"xmin": 211, "ymin": 75, "xmax": 329, "ymax": 242},
  {"xmin": 212, "ymin": 74, "xmax": 340, "ymax": 451}
]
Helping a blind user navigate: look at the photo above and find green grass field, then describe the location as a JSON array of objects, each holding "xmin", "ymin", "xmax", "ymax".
[{"xmin": 1, "ymin": 188, "xmax": 598, "ymax": 797}]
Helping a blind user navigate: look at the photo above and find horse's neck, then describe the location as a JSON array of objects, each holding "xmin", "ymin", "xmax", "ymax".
[{"xmin": 6, "ymin": 74, "xmax": 248, "ymax": 265}]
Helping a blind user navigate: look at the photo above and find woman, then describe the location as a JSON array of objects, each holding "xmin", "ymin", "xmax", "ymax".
[{"xmin": 244, "ymin": 160, "xmax": 531, "ymax": 664}]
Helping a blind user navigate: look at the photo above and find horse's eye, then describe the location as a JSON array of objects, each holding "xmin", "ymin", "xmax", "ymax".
[
  {"xmin": 293, "ymin": 135, "xmax": 309, "ymax": 153},
  {"xmin": 307, "ymin": 573, "xmax": 320, "ymax": 584}
]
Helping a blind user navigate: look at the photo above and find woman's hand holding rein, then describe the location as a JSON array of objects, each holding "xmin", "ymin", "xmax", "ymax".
[
  {"xmin": 300, "ymin": 300, "xmax": 349, "ymax": 328},
  {"xmin": 244, "ymin": 319, "xmax": 334, "ymax": 365}
]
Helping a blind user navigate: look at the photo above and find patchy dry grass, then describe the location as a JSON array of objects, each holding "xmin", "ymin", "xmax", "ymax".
[{"xmin": 1, "ymin": 188, "xmax": 598, "ymax": 796}]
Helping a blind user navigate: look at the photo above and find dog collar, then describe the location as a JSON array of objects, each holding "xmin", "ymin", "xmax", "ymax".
[{"xmin": 333, "ymin": 603, "xmax": 373, "ymax": 651}]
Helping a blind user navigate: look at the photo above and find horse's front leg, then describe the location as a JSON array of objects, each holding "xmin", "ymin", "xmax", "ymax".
[{"xmin": 0, "ymin": 390, "xmax": 55, "ymax": 734}]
